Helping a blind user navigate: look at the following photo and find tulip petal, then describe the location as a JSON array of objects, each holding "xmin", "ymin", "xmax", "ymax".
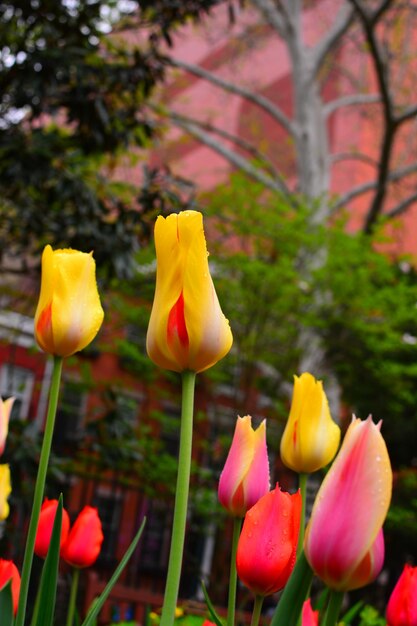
[
  {"xmin": 0, "ymin": 398, "xmax": 14, "ymax": 456},
  {"xmin": 218, "ymin": 416, "xmax": 255, "ymax": 515},
  {"xmin": 280, "ymin": 373, "xmax": 340, "ymax": 473},
  {"xmin": 0, "ymin": 465, "xmax": 11, "ymax": 521},
  {"xmin": 236, "ymin": 485, "xmax": 301, "ymax": 596},
  {"xmin": 147, "ymin": 211, "xmax": 232, "ymax": 372},
  {"xmin": 242, "ymin": 420, "xmax": 270, "ymax": 511},
  {"xmin": 304, "ymin": 416, "xmax": 392, "ymax": 591},
  {"xmin": 343, "ymin": 528, "xmax": 385, "ymax": 591},
  {"xmin": 386, "ymin": 564, "xmax": 417, "ymax": 626},
  {"xmin": 34, "ymin": 245, "xmax": 104, "ymax": 357}
]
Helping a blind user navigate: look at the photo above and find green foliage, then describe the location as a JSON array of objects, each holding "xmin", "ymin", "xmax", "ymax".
[
  {"xmin": 316, "ymin": 225, "xmax": 417, "ymax": 467},
  {"xmin": 0, "ymin": 0, "xmax": 209, "ymax": 277},
  {"xmin": 357, "ymin": 605, "xmax": 385, "ymax": 626}
]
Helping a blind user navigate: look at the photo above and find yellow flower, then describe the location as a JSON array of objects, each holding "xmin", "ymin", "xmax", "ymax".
[
  {"xmin": 0, "ymin": 397, "xmax": 14, "ymax": 456},
  {"xmin": 280, "ymin": 373, "xmax": 341, "ymax": 473},
  {"xmin": 34, "ymin": 245, "xmax": 104, "ymax": 358},
  {"xmin": 0, "ymin": 465, "xmax": 11, "ymax": 520},
  {"xmin": 146, "ymin": 211, "xmax": 233, "ymax": 373}
]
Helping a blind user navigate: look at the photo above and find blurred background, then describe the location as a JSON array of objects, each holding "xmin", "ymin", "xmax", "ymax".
[{"xmin": 0, "ymin": 1, "xmax": 416, "ymax": 623}]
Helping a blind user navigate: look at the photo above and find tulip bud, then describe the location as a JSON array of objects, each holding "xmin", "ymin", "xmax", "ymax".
[
  {"xmin": 0, "ymin": 464, "xmax": 11, "ymax": 521},
  {"xmin": 146, "ymin": 211, "xmax": 233, "ymax": 373},
  {"xmin": 304, "ymin": 416, "xmax": 392, "ymax": 591},
  {"xmin": 34, "ymin": 499, "xmax": 71, "ymax": 560},
  {"xmin": 0, "ymin": 397, "xmax": 14, "ymax": 456},
  {"xmin": 61, "ymin": 506, "xmax": 104, "ymax": 568},
  {"xmin": 34, "ymin": 245, "xmax": 104, "ymax": 358},
  {"xmin": 218, "ymin": 416, "xmax": 270, "ymax": 517},
  {"xmin": 0, "ymin": 559, "xmax": 21, "ymax": 615},
  {"xmin": 302, "ymin": 599, "xmax": 319, "ymax": 626},
  {"xmin": 386, "ymin": 564, "xmax": 417, "ymax": 626},
  {"xmin": 236, "ymin": 484, "xmax": 301, "ymax": 596},
  {"xmin": 280, "ymin": 373, "xmax": 341, "ymax": 474}
]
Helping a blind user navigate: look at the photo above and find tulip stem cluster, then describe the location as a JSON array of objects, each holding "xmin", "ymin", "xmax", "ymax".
[
  {"xmin": 15, "ymin": 355, "xmax": 63, "ymax": 626},
  {"xmin": 66, "ymin": 567, "xmax": 80, "ymax": 626},
  {"xmin": 160, "ymin": 370, "xmax": 196, "ymax": 626},
  {"xmin": 226, "ymin": 517, "xmax": 243, "ymax": 626}
]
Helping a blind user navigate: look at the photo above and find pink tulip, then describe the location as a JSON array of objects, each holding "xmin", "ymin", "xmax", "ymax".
[
  {"xmin": 0, "ymin": 397, "xmax": 14, "ymax": 456},
  {"xmin": 304, "ymin": 416, "xmax": 392, "ymax": 591},
  {"xmin": 218, "ymin": 415, "xmax": 270, "ymax": 517},
  {"xmin": 386, "ymin": 564, "xmax": 417, "ymax": 626},
  {"xmin": 302, "ymin": 599, "xmax": 319, "ymax": 626}
]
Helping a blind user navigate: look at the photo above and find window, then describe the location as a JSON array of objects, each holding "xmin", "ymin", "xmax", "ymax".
[
  {"xmin": 0, "ymin": 364, "xmax": 34, "ymax": 420},
  {"xmin": 92, "ymin": 490, "xmax": 123, "ymax": 566},
  {"xmin": 53, "ymin": 380, "xmax": 87, "ymax": 445},
  {"xmin": 138, "ymin": 498, "xmax": 172, "ymax": 573}
]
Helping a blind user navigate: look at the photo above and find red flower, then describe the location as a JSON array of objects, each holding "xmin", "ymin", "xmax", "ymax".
[
  {"xmin": 34, "ymin": 499, "xmax": 71, "ymax": 559},
  {"xmin": 302, "ymin": 599, "xmax": 319, "ymax": 626},
  {"xmin": 386, "ymin": 564, "xmax": 417, "ymax": 626},
  {"xmin": 0, "ymin": 559, "xmax": 21, "ymax": 615},
  {"xmin": 61, "ymin": 506, "xmax": 104, "ymax": 568},
  {"xmin": 236, "ymin": 484, "xmax": 301, "ymax": 596}
]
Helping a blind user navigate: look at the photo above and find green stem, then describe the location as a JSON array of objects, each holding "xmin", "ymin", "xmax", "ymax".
[
  {"xmin": 160, "ymin": 370, "xmax": 196, "ymax": 626},
  {"xmin": 323, "ymin": 590, "xmax": 344, "ymax": 626},
  {"xmin": 250, "ymin": 595, "xmax": 264, "ymax": 626},
  {"xmin": 297, "ymin": 473, "xmax": 308, "ymax": 557},
  {"xmin": 66, "ymin": 568, "xmax": 80, "ymax": 626},
  {"xmin": 15, "ymin": 355, "xmax": 63, "ymax": 626},
  {"xmin": 227, "ymin": 517, "xmax": 243, "ymax": 626}
]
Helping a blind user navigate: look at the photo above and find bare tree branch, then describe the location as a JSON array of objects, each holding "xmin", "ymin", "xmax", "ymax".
[
  {"xmin": 250, "ymin": 0, "xmax": 288, "ymax": 37},
  {"xmin": 311, "ymin": 3, "xmax": 356, "ymax": 76},
  {"xmin": 167, "ymin": 57, "xmax": 295, "ymax": 136},
  {"xmin": 168, "ymin": 115, "xmax": 291, "ymax": 195},
  {"xmin": 324, "ymin": 93, "xmax": 380, "ymax": 117},
  {"xmin": 397, "ymin": 103, "xmax": 417, "ymax": 124},
  {"xmin": 163, "ymin": 107, "xmax": 289, "ymax": 187},
  {"xmin": 332, "ymin": 161, "xmax": 417, "ymax": 211},
  {"xmin": 386, "ymin": 191, "xmax": 417, "ymax": 219},
  {"xmin": 330, "ymin": 152, "xmax": 379, "ymax": 167},
  {"xmin": 349, "ymin": 0, "xmax": 399, "ymax": 232}
]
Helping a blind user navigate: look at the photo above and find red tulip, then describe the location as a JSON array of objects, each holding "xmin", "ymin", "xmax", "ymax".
[
  {"xmin": 302, "ymin": 599, "xmax": 319, "ymax": 626},
  {"xmin": 0, "ymin": 559, "xmax": 21, "ymax": 615},
  {"xmin": 61, "ymin": 506, "xmax": 104, "ymax": 568},
  {"xmin": 386, "ymin": 564, "xmax": 417, "ymax": 626},
  {"xmin": 34, "ymin": 499, "xmax": 71, "ymax": 559},
  {"xmin": 236, "ymin": 484, "xmax": 301, "ymax": 596}
]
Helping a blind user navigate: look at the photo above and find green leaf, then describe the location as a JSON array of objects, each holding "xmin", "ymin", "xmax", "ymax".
[
  {"xmin": 270, "ymin": 551, "xmax": 314, "ymax": 626},
  {"xmin": 342, "ymin": 600, "xmax": 364, "ymax": 624},
  {"xmin": 0, "ymin": 579, "xmax": 14, "ymax": 626},
  {"xmin": 31, "ymin": 495, "xmax": 64, "ymax": 626},
  {"xmin": 81, "ymin": 517, "xmax": 146, "ymax": 626},
  {"xmin": 200, "ymin": 580, "xmax": 224, "ymax": 626}
]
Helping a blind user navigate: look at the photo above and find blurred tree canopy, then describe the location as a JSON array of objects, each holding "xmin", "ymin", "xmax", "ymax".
[{"xmin": 0, "ymin": 0, "xmax": 217, "ymax": 278}]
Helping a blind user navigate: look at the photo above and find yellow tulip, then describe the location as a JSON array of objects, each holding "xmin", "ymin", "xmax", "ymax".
[
  {"xmin": 34, "ymin": 245, "xmax": 104, "ymax": 358},
  {"xmin": 0, "ymin": 464, "xmax": 11, "ymax": 521},
  {"xmin": 280, "ymin": 372, "xmax": 341, "ymax": 473},
  {"xmin": 146, "ymin": 211, "xmax": 233, "ymax": 373}
]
